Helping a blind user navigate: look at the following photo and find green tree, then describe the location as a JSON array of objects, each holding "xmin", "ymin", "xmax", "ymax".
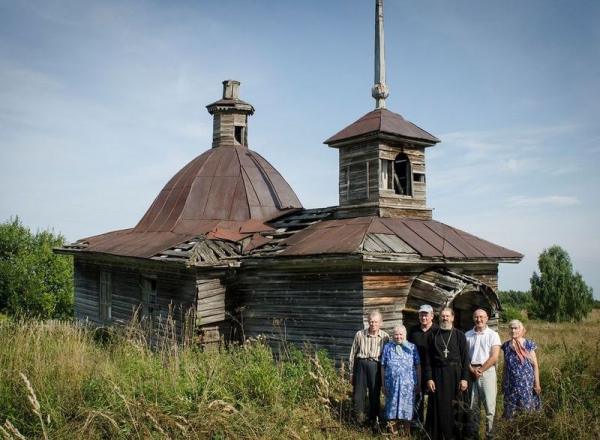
[
  {"xmin": 530, "ymin": 245, "xmax": 593, "ymax": 322},
  {"xmin": 498, "ymin": 290, "xmax": 534, "ymax": 322},
  {"xmin": 0, "ymin": 216, "xmax": 73, "ymax": 319},
  {"xmin": 498, "ymin": 290, "xmax": 534, "ymax": 310}
]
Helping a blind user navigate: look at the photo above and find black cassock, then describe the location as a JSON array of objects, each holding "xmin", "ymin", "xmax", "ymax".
[{"xmin": 424, "ymin": 328, "xmax": 470, "ymax": 439}]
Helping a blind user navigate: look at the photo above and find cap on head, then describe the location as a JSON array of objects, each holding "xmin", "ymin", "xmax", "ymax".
[{"xmin": 418, "ymin": 304, "xmax": 434, "ymax": 314}]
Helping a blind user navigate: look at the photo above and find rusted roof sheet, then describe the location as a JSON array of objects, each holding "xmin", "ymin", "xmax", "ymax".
[
  {"xmin": 242, "ymin": 233, "xmax": 273, "ymax": 254},
  {"xmin": 135, "ymin": 144, "xmax": 302, "ymax": 233},
  {"xmin": 280, "ymin": 222, "xmax": 368, "ymax": 255},
  {"xmin": 276, "ymin": 216, "xmax": 522, "ymax": 261},
  {"xmin": 74, "ymin": 229, "xmax": 198, "ymax": 259},
  {"xmin": 324, "ymin": 108, "xmax": 440, "ymax": 146},
  {"xmin": 206, "ymin": 226, "xmax": 248, "ymax": 242}
]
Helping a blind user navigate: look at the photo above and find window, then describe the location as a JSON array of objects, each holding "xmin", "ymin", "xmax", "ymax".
[
  {"xmin": 140, "ymin": 276, "xmax": 157, "ymax": 325},
  {"xmin": 234, "ymin": 125, "xmax": 244, "ymax": 144},
  {"xmin": 99, "ymin": 271, "xmax": 112, "ymax": 322},
  {"xmin": 414, "ymin": 172, "xmax": 426, "ymax": 184},
  {"xmin": 394, "ymin": 153, "xmax": 412, "ymax": 195},
  {"xmin": 380, "ymin": 153, "xmax": 413, "ymax": 196}
]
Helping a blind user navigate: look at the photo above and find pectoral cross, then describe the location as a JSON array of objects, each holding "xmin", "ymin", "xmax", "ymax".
[{"xmin": 443, "ymin": 348, "xmax": 449, "ymax": 358}]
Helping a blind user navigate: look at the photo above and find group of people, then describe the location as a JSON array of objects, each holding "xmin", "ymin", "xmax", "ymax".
[{"xmin": 349, "ymin": 307, "xmax": 541, "ymax": 438}]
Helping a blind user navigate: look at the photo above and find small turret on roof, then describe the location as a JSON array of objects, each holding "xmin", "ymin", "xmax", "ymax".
[{"xmin": 206, "ymin": 79, "xmax": 255, "ymax": 148}]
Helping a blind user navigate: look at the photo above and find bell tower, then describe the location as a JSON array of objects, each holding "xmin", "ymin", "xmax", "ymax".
[{"xmin": 324, "ymin": 0, "xmax": 439, "ymax": 220}]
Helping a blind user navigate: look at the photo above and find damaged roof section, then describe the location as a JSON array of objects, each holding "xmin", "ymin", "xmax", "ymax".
[{"xmin": 61, "ymin": 207, "xmax": 522, "ymax": 265}]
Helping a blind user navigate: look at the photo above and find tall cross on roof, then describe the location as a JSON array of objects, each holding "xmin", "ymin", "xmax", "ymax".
[{"xmin": 372, "ymin": 0, "xmax": 389, "ymax": 109}]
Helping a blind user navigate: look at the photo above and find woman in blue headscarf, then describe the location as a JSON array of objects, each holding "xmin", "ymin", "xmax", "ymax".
[{"xmin": 381, "ymin": 324, "xmax": 421, "ymax": 435}]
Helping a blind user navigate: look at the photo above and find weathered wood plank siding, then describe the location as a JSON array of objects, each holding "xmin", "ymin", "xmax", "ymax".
[
  {"xmin": 235, "ymin": 261, "xmax": 502, "ymax": 361},
  {"xmin": 194, "ymin": 272, "xmax": 241, "ymax": 345},
  {"xmin": 73, "ymin": 260, "xmax": 101, "ymax": 323},
  {"xmin": 362, "ymin": 273, "xmax": 415, "ymax": 331},
  {"xmin": 73, "ymin": 258, "xmax": 198, "ymax": 342},
  {"xmin": 338, "ymin": 142, "xmax": 378, "ymax": 205},
  {"xmin": 237, "ymin": 267, "xmax": 364, "ymax": 362}
]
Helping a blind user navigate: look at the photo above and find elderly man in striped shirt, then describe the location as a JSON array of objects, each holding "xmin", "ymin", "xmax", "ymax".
[{"xmin": 349, "ymin": 310, "xmax": 389, "ymax": 428}]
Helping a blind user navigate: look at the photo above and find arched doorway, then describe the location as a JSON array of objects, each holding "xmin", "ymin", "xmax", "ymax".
[
  {"xmin": 402, "ymin": 268, "xmax": 502, "ymax": 332},
  {"xmin": 451, "ymin": 289, "xmax": 501, "ymax": 331}
]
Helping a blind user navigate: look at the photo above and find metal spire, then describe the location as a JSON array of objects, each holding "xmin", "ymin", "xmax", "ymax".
[{"xmin": 372, "ymin": 0, "xmax": 389, "ymax": 109}]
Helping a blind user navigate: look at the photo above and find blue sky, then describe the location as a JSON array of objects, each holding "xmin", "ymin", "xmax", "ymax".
[{"xmin": 1, "ymin": 0, "xmax": 599, "ymax": 298}]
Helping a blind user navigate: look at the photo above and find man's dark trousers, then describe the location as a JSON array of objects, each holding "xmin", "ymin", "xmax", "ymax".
[{"xmin": 353, "ymin": 358, "xmax": 381, "ymax": 426}]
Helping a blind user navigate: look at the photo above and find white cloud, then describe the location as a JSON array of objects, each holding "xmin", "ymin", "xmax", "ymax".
[{"xmin": 506, "ymin": 195, "xmax": 580, "ymax": 208}]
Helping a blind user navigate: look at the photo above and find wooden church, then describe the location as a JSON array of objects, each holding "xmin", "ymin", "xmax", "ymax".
[{"xmin": 57, "ymin": 1, "xmax": 522, "ymax": 361}]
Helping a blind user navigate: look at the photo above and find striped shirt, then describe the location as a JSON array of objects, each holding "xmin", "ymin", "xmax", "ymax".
[{"xmin": 349, "ymin": 328, "xmax": 390, "ymax": 372}]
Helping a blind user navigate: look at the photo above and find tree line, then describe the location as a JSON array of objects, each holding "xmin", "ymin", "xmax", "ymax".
[
  {"xmin": 0, "ymin": 217, "xmax": 73, "ymax": 320},
  {"xmin": 500, "ymin": 245, "xmax": 595, "ymax": 323}
]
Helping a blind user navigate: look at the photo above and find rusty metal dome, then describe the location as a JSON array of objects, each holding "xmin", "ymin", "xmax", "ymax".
[{"xmin": 133, "ymin": 144, "xmax": 302, "ymax": 234}]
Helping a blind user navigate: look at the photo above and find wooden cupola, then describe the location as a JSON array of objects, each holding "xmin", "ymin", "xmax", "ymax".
[
  {"xmin": 206, "ymin": 79, "xmax": 255, "ymax": 148},
  {"xmin": 324, "ymin": 0, "xmax": 440, "ymax": 220}
]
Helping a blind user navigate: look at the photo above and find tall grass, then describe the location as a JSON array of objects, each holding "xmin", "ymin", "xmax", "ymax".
[
  {"xmin": 0, "ymin": 319, "xmax": 356, "ymax": 439},
  {"xmin": 1, "ymin": 312, "xmax": 599, "ymax": 439},
  {"xmin": 493, "ymin": 310, "xmax": 600, "ymax": 439}
]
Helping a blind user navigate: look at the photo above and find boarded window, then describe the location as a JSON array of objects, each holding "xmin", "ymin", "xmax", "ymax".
[
  {"xmin": 99, "ymin": 271, "xmax": 112, "ymax": 322},
  {"xmin": 140, "ymin": 276, "xmax": 157, "ymax": 325}
]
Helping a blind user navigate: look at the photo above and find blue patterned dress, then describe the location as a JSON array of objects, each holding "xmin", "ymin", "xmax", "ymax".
[
  {"xmin": 381, "ymin": 341, "xmax": 420, "ymax": 420},
  {"xmin": 501, "ymin": 339, "xmax": 542, "ymax": 419}
]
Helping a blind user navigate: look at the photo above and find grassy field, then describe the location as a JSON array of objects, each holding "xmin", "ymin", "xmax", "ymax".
[
  {"xmin": 0, "ymin": 311, "xmax": 599, "ymax": 439},
  {"xmin": 492, "ymin": 309, "xmax": 600, "ymax": 439}
]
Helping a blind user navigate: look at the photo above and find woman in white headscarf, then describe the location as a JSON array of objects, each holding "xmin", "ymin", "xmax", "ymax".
[{"xmin": 381, "ymin": 324, "xmax": 421, "ymax": 435}]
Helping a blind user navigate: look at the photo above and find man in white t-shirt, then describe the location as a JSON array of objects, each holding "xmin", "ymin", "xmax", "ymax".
[{"xmin": 465, "ymin": 309, "xmax": 501, "ymax": 439}]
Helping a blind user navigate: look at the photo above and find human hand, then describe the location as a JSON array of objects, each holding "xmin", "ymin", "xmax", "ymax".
[
  {"xmin": 470, "ymin": 365, "xmax": 482, "ymax": 379},
  {"xmin": 427, "ymin": 380, "xmax": 435, "ymax": 393},
  {"xmin": 459, "ymin": 379, "xmax": 468, "ymax": 392}
]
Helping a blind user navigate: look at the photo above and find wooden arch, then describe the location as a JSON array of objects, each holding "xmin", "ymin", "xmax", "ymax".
[{"xmin": 402, "ymin": 268, "xmax": 502, "ymax": 332}]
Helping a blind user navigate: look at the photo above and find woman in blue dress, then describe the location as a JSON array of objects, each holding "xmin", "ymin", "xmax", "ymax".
[
  {"xmin": 501, "ymin": 319, "xmax": 542, "ymax": 419},
  {"xmin": 381, "ymin": 324, "xmax": 421, "ymax": 435}
]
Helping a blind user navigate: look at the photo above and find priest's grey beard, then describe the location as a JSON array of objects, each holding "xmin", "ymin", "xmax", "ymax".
[{"xmin": 440, "ymin": 322, "xmax": 452, "ymax": 330}]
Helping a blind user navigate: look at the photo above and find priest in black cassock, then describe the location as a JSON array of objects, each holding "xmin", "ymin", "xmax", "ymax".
[{"xmin": 424, "ymin": 307, "xmax": 470, "ymax": 439}]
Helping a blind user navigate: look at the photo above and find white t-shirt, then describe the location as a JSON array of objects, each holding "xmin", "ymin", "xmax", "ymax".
[{"xmin": 465, "ymin": 326, "xmax": 501, "ymax": 365}]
